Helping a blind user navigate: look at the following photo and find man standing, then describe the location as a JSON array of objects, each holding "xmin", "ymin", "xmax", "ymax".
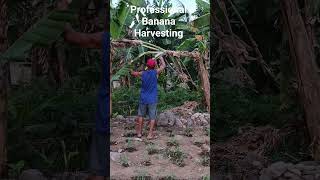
[
  {"xmin": 59, "ymin": 0, "xmax": 108, "ymax": 179},
  {"xmin": 131, "ymin": 56, "xmax": 166, "ymax": 139}
]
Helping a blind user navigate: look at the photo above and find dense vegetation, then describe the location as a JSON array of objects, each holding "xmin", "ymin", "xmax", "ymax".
[{"xmin": 212, "ymin": 0, "xmax": 320, "ymax": 163}]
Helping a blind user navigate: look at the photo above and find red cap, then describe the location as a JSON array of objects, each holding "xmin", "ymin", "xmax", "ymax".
[{"xmin": 146, "ymin": 58, "xmax": 156, "ymax": 69}]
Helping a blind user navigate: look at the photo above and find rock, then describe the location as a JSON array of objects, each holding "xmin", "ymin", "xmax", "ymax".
[
  {"xmin": 268, "ymin": 161, "xmax": 288, "ymax": 177},
  {"xmin": 116, "ymin": 115, "xmax": 125, "ymax": 120},
  {"xmin": 132, "ymin": 137, "xmax": 143, "ymax": 142},
  {"xmin": 110, "ymin": 152, "xmax": 121, "ymax": 162},
  {"xmin": 19, "ymin": 169, "xmax": 47, "ymax": 180},
  {"xmin": 118, "ymin": 149, "xmax": 124, "ymax": 153},
  {"xmin": 186, "ymin": 118, "xmax": 193, "ymax": 127},
  {"xmin": 175, "ymin": 118, "xmax": 185, "ymax": 128},
  {"xmin": 158, "ymin": 111, "xmax": 177, "ymax": 126}
]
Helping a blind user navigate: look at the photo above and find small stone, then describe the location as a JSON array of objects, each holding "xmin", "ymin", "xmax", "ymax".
[
  {"xmin": 132, "ymin": 137, "xmax": 142, "ymax": 142},
  {"xmin": 118, "ymin": 149, "xmax": 124, "ymax": 153},
  {"xmin": 116, "ymin": 115, "xmax": 125, "ymax": 120},
  {"xmin": 110, "ymin": 152, "xmax": 121, "ymax": 162}
]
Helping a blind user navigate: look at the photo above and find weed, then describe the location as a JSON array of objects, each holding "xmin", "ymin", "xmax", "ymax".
[
  {"xmin": 146, "ymin": 144, "xmax": 159, "ymax": 155},
  {"xmin": 201, "ymin": 155, "xmax": 210, "ymax": 166},
  {"xmin": 201, "ymin": 175, "xmax": 210, "ymax": 180},
  {"xmin": 184, "ymin": 127, "xmax": 193, "ymax": 137},
  {"xmin": 204, "ymin": 126, "xmax": 210, "ymax": 136},
  {"xmin": 132, "ymin": 169, "xmax": 151, "ymax": 180},
  {"xmin": 124, "ymin": 131, "xmax": 137, "ymax": 137},
  {"xmin": 142, "ymin": 155, "xmax": 152, "ymax": 166},
  {"xmin": 193, "ymin": 139, "xmax": 205, "ymax": 147},
  {"xmin": 126, "ymin": 139, "xmax": 137, "ymax": 152},
  {"xmin": 160, "ymin": 175, "xmax": 177, "ymax": 180},
  {"xmin": 120, "ymin": 154, "xmax": 129, "ymax": 167},
  {"xmin": 167, "ymin": 137, "xmax": 179, "ymax": 147},
  {"xmin": 164, "ymin": 147, "xmax": 186, "ymax": 167}
]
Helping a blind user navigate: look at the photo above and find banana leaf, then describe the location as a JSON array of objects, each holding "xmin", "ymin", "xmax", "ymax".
[{"xmin": 1, "ymin": 10, "xmax": 77, "ymax": 61}]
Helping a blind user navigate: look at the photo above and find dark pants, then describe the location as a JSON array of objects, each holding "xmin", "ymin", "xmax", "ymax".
[{"xmin": 88, "ymin": 130, "xmax": 107, "ymax": 177}]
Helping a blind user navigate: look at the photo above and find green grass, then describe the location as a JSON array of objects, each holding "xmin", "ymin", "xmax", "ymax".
[{"xmin": 112, "ymin": 86, "xmax": 203, "ymax": 116}]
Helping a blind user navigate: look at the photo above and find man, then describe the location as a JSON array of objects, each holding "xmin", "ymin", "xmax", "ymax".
[
  {"xmin": 131, "ymin": 56, "xmax": 166, "ymax": 139},
  {"xmin": 58, "ymin": 0, "xmax": 108, "ymax": 180}
]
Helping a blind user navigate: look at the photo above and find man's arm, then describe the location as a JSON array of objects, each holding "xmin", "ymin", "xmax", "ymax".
[
  {"xmin": 131, "ymin": 71, "xmax": 143, "ymax": 77},
  {"xmin": 64, "ymin": 24, "xmax": 103, "ymax": 49},
  {"xmin": 58, "ymin": 0, "xmax": 103, "ymax": 49},
  {"xmin": 156, "ymin": 56, "xmax": 166, "ymax": 74}
]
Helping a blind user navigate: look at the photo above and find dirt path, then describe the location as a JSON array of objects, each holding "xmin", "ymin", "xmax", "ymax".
[{"xmin": 110, "ymin": 119, "xmax": 210, "ymax": 180}]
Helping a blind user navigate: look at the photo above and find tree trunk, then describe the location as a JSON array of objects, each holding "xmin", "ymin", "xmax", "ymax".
[
  {"xmin": 281, "ymin": 0, "xmax": 320, "ymax": 160},
  {"xmin": 197, "ymin": 58, "xmax": 210, "ymax": 112},
  {"xmin": 0, "ymin": 0, "xmax": 8, "ymax": 176}
]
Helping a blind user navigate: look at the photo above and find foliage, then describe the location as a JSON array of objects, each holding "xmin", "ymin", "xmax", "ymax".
[
  {"xmin": 2, "ymin": 10, "xmax": 77, "ymax": 61},
  {"xmin": 8, "ymin": 66, "xmax": 99, "ymax": 172},
  {"xmin": 112, "ymin": 86, "xmax": 203, "ymax": 116}
]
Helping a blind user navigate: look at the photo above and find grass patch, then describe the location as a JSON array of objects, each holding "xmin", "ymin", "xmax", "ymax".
[
  {"xmin": 184, "ymin": 127, "xmax": 193, "ymax": 137},
  {"xmin": 164, "ymin": 147, "xmax": 186, "ymax": 167},
  {"xmin": 146, "ymin": 144, "xmax": 159, "ymax": 155},
  {"xmin": 166, "ymin": 137, "xmax": 179, "ymax": 147},
  {"xmin": 125, "ymin": 139, "xmax": 137, "ymax": 152},
  {"xmin": 120, "ymin": 154, "xmax": 129, "ymax": 167}
]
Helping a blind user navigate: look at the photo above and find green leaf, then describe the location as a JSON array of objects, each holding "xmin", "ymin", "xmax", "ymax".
[
  {"xmin": 2, "ymin": 10, "xmax": 77, "ymax": 61},
  {"xmin": 190, "ymin": 13, "xmax": 210, "ymax": 29},
  {"xmin": 177, "ymin": 38, "xmax": 196, "ymax": 51}
]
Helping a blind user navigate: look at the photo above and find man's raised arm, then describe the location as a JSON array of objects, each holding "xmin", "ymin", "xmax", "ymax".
[
  {"xmin": 156, "ymin": 56, "xmax": 166, "ymax": 74},
  {"xmin": 58, "ymin": 0, "xmax": 103, "ymax": 49},
  {"xmin": 64, "ymin": 24, "xmax": 103, "ymax": 49}
]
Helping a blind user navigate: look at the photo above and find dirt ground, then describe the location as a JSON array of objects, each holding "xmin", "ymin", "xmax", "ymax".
[{"xmin": 110, "ymin": 118, "xmax": 210, "ymax": 180}]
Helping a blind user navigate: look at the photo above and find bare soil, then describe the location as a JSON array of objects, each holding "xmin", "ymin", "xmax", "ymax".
[{"xmin": 110, "ymin": 119, "xmax": 210, "ymax": 180}]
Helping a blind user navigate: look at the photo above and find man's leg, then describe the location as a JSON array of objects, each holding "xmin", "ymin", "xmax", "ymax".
[
  {"xmin": 136, "ymin": 104, "xmax": 146, "ymax": 137},
  {"xmin": 87, "ymin": 130, "xmax": 107, "ymax": 180},
  {"xmin": 136, "ymin": 116, "xmax": 144, "ymax": 137},
  {"xmin": 147, "ymin": 104, "xmax": 157, "ymax": 139}
]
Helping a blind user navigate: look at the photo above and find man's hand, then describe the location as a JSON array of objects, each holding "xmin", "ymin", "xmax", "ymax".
[
  {"xmin": 156, "ymin": 56, "xmax": 166, "ymax": 74},
  {"xmin": 131, "ymin": 71, "xmax": 142, "ymax": 77},
  {"xmin": 57, "ymin": 0, "xmax": 72, "ymax": 10}
]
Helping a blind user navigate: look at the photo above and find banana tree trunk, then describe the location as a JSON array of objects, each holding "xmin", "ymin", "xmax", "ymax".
[
  {"xmin": 197, "ymin": 58, "xmax": 210, "ymax": 112},
  {"xmin": 0, "ymin": 0, "xmax": 8, "ymax": 176},
  {"xmin": 281, "ymin": 0, "xmax": 320, "ymax": 160}
]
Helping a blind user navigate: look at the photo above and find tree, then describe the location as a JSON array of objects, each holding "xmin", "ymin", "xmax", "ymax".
[
  {"xmin": 0, "ymin": 0, "xmax": 8, "ymax": 176},
  {"xmin": 280, "ymin": 0, "xmax": 320, "ymax": 160}
]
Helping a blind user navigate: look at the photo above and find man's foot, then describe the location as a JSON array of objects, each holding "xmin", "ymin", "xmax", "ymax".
[
  {"xmin": 137, "ymin": 133, "xmax": 142, "ymax": 138},
  {"xmin": 147, "ymin": 133, "xmax": 157, "ymax": 140}
]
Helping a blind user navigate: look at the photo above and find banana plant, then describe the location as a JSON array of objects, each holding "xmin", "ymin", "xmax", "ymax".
[{"xmin": 1, "ymin": 9, "xmax": 77, "ymax": 61}]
